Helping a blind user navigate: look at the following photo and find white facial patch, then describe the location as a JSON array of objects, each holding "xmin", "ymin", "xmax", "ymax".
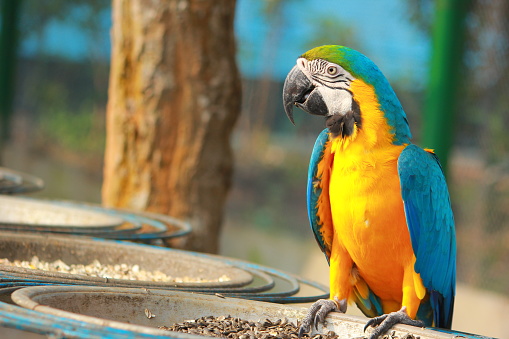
[
  {"xmin": 320, "ymin": 86, "xmax": 353, "ymax": 116},
  {"xmin": 296, "ymin": 57, "xmax": 356, "ymax": 116}
]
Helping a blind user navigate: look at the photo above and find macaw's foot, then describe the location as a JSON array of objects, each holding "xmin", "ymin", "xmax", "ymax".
[
  {"xmin": 298, "ymin": 297, "xmax": 347, "ymax": 338},
  {"xmin": 364, "ymin": 307, "xmax": 425, "ymax": 339}
]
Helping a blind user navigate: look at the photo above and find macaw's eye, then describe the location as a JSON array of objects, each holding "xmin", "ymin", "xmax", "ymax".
[{"xmin": 327, "ymin": 65, "xmax": 338, "ymax": 76}]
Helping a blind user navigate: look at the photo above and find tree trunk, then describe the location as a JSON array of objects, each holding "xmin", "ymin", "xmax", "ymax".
[{"xmin": 102, "ymin": 0, "xmax": 241, "ymax": 253}]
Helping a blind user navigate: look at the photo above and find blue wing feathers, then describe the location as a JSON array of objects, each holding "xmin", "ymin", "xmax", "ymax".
[
  {"xmin": 404, "ymin": 199, "xmax": 421, "ymax": 254},
  {"xmin": 307, "ymin": 129, "xmax": 331, "ymax": 263},
  {"xmin": 398, "ymin": 144, "xmax": 456, "ymax": 328},
  {"xmin": 353, "ymin": 284, "xmax": 384, "ymax": 318}
]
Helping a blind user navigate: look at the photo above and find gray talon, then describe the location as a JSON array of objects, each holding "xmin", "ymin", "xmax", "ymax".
[
  {"xmin": 364, "ymin": 307, "xmax": 425, "ymax": 339},
  {"xmin": 298, "ymin": 297, "xmax": 346, "ymax": 338}
]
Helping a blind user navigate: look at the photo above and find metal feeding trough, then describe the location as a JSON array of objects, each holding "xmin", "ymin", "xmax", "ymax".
[
  {"xmin": 0, "ymin": 231, "xmax": 252, "ymax": 290},
  {"xmin": 10, "ymin": 285, "xmax": 489, "ymax": 339},
  {"xmin": 0, "ymin": 195, "xmax": 124, "ymax": 229},
  {"xmin": 0, "ymin": 196, "xmax": 191, "ymax": 242},
  {"xmin": 0, "ymin": 300, "xmax": 195, "ymax": 339},
  {"xmin": 0, "ymin": 167, "xmax": 44, "ymax": 194},
  {"xmin": 0, "ymin": 231, "xmax": 329, "ymax": 303}
]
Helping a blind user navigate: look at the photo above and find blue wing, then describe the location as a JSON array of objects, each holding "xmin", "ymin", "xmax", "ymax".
[
  {"xmin": 307, "ymin": 129, "xmax": 332, "ymax": 263},
  {"xmin": 398, "ymin": 144, "xmax": 456, "ymax": 329}
]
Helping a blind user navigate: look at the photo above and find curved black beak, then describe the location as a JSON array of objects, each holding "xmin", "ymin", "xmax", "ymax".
[
  {"xmin": 283, "ymin": 66, "xmax": 310, "ymax": 125},
  {"xmin": 282, "ymin": 65, "xmax": 328, "ymax": 125}
]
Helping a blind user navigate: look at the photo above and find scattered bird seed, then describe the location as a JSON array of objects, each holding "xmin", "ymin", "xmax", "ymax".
[
  {"xmin": 160, "ymin": 316, "xmax": 338, "ymax": 339},
  {"xmin": 0, "ymin": 256, "xmax": 230, "ymax": 283},
  {"xmin": 374, "ymin": 330, "xmax": 419, "ymax": 339},
  {"xmin": 160, "ymin": 316, "xmax": 419, "ymax": 339}
]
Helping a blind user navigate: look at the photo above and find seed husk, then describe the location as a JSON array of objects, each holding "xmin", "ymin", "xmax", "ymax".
[
  {"xmin": 145, "ymin": 308, "xmax": 156, "ymax": 319},
  {"xmin": 160, "ymin": 315, "xmax": 419, "ymax": 339},
  {"xmin": 160, "ymin": 315, "xmax": 334, "ymax": 339},
  {"xmin": 0, "ymin": 256, "xmax": 230, "ymax": 283}
]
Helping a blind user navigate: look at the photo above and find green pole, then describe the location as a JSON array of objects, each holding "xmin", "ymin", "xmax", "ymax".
[
  {"xmin": 423, "ymin": 0, "xmax": 470, "ymax": 173},
  {"xmin": 0, "ymin": 0, "xmax": 22, "ymax": 157}
]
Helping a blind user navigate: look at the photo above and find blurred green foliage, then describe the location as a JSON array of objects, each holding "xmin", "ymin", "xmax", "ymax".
[{"xmin": 38, "ymin": 103, "xmax": 105, "ymax": 155}]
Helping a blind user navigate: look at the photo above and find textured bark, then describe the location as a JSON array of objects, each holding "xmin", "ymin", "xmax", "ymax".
[{"xmin": 102, "ymin": 0, "xmax": 241, "ymax": 253}]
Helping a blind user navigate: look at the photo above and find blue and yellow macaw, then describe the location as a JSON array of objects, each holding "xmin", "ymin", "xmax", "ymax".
[{"xmin": 283, "ymin": 45, "xmax": 456, "ymax": 338}]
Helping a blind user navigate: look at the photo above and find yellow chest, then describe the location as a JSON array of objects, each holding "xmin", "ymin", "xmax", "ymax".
[
  {"xmin": 329, "ymin": 143, "xmax": 404, "ymax": 237},
  {"xmin": 328, "ymin": 138, "xmax": 414, "ymax": 283}
]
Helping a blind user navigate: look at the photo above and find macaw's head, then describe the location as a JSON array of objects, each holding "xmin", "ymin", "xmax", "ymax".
[{"xmin": 283, "ymin": 45, "xmax": 411, "ymax": 145}]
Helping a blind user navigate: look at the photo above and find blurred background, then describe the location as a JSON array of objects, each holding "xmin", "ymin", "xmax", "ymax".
[{"xmin": 0, "ymin": 0, "xmax": 508, "ymax": 337}]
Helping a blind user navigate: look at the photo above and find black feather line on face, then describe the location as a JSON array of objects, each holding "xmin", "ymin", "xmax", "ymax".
[{"xmin": 325, "ymin": 98, "xmax": 362, "ymax": 138}]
